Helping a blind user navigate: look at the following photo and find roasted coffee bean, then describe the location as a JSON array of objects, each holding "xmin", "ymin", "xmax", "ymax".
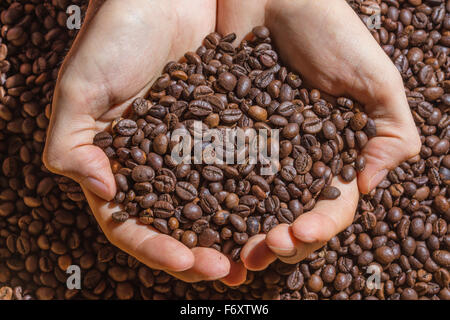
[
  {"xmin": 181, "ymin": 231, "xmax": 197, "ymax": 248},
  {"xmin": 295, "ymin": 154, "xmax": 313, "ymax": 174},
  {"xmin": 153, "ymin": 218, "xmax": 169, "ymax": 234},
  {"xmin": 252, "ymin": 26, "xmax": 270, "ymax": 39},
  {"xmin": 302, "ymin": 117, "xmax": 323, "ymax": 134},
  {"xmin": 198, "ymin": 228, "xmax": 217, "ymax": 247},
  {"xmin": 112, "ymin": 211, "xmax": 129, "ymax": 223},
  {"xmin": 153, "ymin": 201, "xmax": 174, "ymax": 219},
  {"xmin": 131, "ymin": 166, "xmax": 155, "ymax": 182},
  {"xmin": 350, "ymin": 113, "xmax": 368, "ymax": 131},
  {"xmin": 200, "ymin": 194, "xmax": 219, "ymax": 214},
  {"xmin": 93, "ymin": 132, "xmax": 113, "ymax": 148},
  {"xmin": 188, "ymin": 100, "xmax": 213, "ymax": 116},
  {"xmin": 220, "ymin": 108, "xmax": 243, "ymax": 124},
  {"xmin": 175, "ymin": 182, "xmax": 198, "ymax": 201},
  {"xmin": 202, "ymin": 166, "xmax": 224, "ymax": 182},
  {"xmin": 115, "ymin": 119, "xmax": 138, "ymax": 136},
  {"xmin": 218, "ymin": 72, "xmax": 237, "ymax": 92},
  {"xmin": 321, "ymin": 186, "xmax": 341, "ymax": 200},
  {"xmin": 182, "ymin": 202, "xmax": 203, "ymax": 220},
  {"xmin": 341, "ymin": 165, "xmax": 357, "ymax": 182}
]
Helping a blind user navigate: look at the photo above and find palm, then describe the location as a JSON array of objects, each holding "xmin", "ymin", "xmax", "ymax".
[
  {"xmin": 62, "ymin": 0, "xmax": 215, "ymax": 127},
  {"xmin": 48, "ymin": 0, "xmax": 241, "ymax": 283},
  {"xmin": 217, "ymin": 0, "xmax": 418, "ymax": 265}
]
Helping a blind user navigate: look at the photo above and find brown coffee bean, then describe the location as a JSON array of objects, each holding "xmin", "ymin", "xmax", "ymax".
[
  {"xmin": 321, "ymin": 186, "xmax": 341, "ymax": 200},
  {"xmin": 374, "ymin": 246, "xmax": 396, "ymax": 264},
  {"xmin": 350, "ymin": 113, "xmax": 368, "ymax": 131},
  {"xmin": 341, "ymin": 165, "xmax": 357, "ymax": 182},
  {"xmin": 252, "ymin": 26, "xmax": 270, "ymax": 39},
  {"xmin": 115, "ymin": 119, "xmax": 138, "ymax": 136},
  {"xmin": 93, "ymin": 132, "xmax": 113, "ymax": 148},
  {"xmin": 181, "ymin": 231, "xmax": 197, "ymax": 248},
  {"xmin": 131, "ymin": 165, "xmax": 155, "ymax": 182},
  {"xmin": 218, "ymin": 72, "xmax": 237, "ymax": 91},
  {"xmin": 112, "ymin": 211, "xmax": 129, "ymax": 223},
  {"xmin": 198, "ymin": 228, "xmax": 217, "ymax": 247},
  {"xmin": 175, "ymin": 182, "xmax": 198, "ymax": 201},
  {"xmin": 182, "ymin": 202, "xmax": 203, "ymax": 220}
]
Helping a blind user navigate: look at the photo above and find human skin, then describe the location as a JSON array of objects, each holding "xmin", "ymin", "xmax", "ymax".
[
  {"xmin": 43, "ymin": 0, "xmax": 421, "ymax": 284},
  {"xmin": 218, "ymin": 0, "xmax": 421, "ymax": 265}
]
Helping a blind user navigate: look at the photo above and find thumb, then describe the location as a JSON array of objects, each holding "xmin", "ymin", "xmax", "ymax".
[
  {"xmin": 358, "ymin": 120, "xmax": 421, "ymax": 195},
  {"xmin": 43, "ymin": 94, "xmax": 116, "ymax": 201}
]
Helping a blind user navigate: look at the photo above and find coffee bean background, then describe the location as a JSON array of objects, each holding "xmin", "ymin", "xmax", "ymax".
[{"xmin": 0, "ymin": 0, "xmax": 449, "ymax": 300}]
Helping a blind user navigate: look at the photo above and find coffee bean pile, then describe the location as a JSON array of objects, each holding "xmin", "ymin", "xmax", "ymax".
[
  {"xmin": 0, "ymin": 0, "xmax": 449, "ymax": 300},
  {"xmin": 95, "ymin": 27, "xmax": 376, "ymax": 258}
]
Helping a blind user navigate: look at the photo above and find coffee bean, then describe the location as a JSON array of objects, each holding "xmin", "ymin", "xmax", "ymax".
[
  {"xmin": 220, "ymin": 108, "xmax": 243, "ymax": 124},
  {"xmin": 252, "ymin": 26, "xmax": 270, "ymax": 39},
  {"xmin": 321, "ymin": 186, "xmax": 341, "ymax": 200},
  {"xmin": 218, "ymin": 72, "xmax": 237, "ymax": 91},
  {"xmin": 229, "ymin": 214, "xmax": 246, "ymax": 232},
  {"xmin": 202, "ymin": 166, "xmax": 224, "ymax": 182},
  {"xmin": 200, "ymin": 194, "xmax": 219, "ymax": 214},
  {"xmin": 249, "ymin": 106, "xmax": 268, "ymax": 122},
  {"xmin": 341, "ymin": 165, "xmax": 357, "ymax": 182},
  {"xmin": 93, "ymin": 132, "xmax": 113, "ymax": 148},
  {"xmin": 112, "ymin": 211, "xmax": 129, "ymax": 223},
  {"xmin": 302, "ymin": 117, "xmax": 323, "ymax": 134},
  {"xmin": 132, "ymin": 98, "xmax": 150, "ymax": 116},
  {"xmin": 131, "ymin": 166, "xmax": 155, "ymax": 182},
  {"xmin": 350, "ymin": 113, "xmax": 368, "ymax": 131},
  {"xmin": 175, "ymin": 182, "xmax": 198, "ymax": 201},
  {"xmin": 254, "ymin": 70, "xmax": 274, "ymax": 89},
  {"xmin": 374, "ymin": 246, "xmax": 396, "ymax": 264},
  {"xmin": 153, "ymin": 218, "xmax": 169, "ymax": 234},
  {"xmin": 188, "ymin": 100, "xmax": 213, "ymax": 117},
  {"xmin": 182, "ymin": 202, "xmax": 203, "ymax": 220},
  {"xmin": 236, "ymin": 76, "xmax": 251, "ymax": 98},
  {"xmin": 199, "ymin": 228, "xmax": 217, "ymax": 247},
  {"xmin": 181, "ymin": 231, "xmax": 197, "ymax": 248},
  {"xmin": 115, "ymin": 119, "xmax": 138, "ymax": 136},
  {"xmin": 153, "ymin": 201, "xmax": 174, "ymax": 219},
  {"xmin": 295, "ymin": 153, "xmax": 313, "ymax": 174}
]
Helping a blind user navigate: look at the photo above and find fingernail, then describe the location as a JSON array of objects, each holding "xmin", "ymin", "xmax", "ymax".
[
  {"xmin": 82, "ymin": 176, "xmax": 113, "ymax": 200},
  {"xmin": 367, "ymin": 169, "xmax": 388, "ymax": 192},
  {"xmin": 268, "ymin": 246, "xmax": 297, "ymax": 258}
]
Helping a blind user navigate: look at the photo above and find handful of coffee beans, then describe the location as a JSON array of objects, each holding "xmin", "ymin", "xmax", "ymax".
[{"xmin": 94, "ymin": 26, "xmax": 376, "ymax": 259}]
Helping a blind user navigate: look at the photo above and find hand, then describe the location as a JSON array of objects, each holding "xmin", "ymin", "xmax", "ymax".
[
  {"xmin": 43, "ymin": 0, "xmax": 237, "ymax": 282},
  {"xmin": 218, "ymin": 0, "xmax": 421, "ymax": 264}
]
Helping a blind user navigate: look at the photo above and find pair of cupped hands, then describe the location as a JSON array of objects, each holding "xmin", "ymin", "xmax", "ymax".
[{"xmin": 43, "ymin": 0, "xmax": 420, "ymax": 285}]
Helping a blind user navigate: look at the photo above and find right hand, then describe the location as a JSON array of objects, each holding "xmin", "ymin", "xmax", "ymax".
[
  {"xmin": 217, "ymin": 0, "xmax": 421, "ymax": 264},
  {"xmin": 43, "ymin": 0, "xmax": 234, "ymax": 282}
]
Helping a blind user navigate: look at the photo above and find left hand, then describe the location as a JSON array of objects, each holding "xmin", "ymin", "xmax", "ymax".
[{"xmin": 217, "ymin": 0, "xmax": 421, "ymax": 267}]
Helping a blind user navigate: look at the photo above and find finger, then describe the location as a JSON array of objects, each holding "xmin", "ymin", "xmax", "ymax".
[
  {"xmin": 217, "ymin": 0, "xmax": 268, "ymax": 42},
  {"xmin": 43, "ymin": 93, "xmax": 116, "ymax": 200},
  {"xmin": 220, "ymin": 257, "xmax": 247, "ymax": 286},
  {"xmin": 290, "ymin": 177, "xmax": 359, "ymax": 243},
  {"xmin": 358, "ymin": 100, "xmax": 421, "ymax": 194},
  {"xmin": 167, "ymin": 248, "xmax": 230, "ymax": 283},
  {"xmin": 266, "ymin": 224, "xmax": 326, "ymax": 264},
  {"xmin": 241, "ymin": 234, "xmax": 276, "ymax": 271},
  {"xmin": 82, "ymin": 187, "xmax": 195, "ymax": 272},
  {"xmin": 358, "ymin": 135, "xmax": 415, "ymax": 194}
]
